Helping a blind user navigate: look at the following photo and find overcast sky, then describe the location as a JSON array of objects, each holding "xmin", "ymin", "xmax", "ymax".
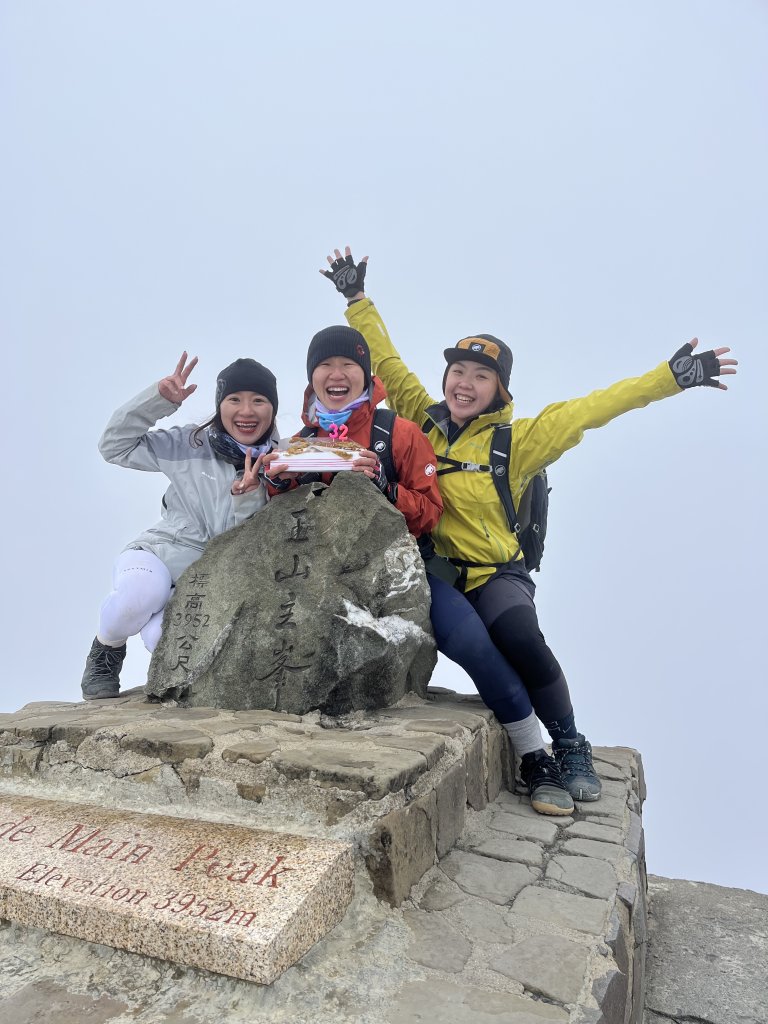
[{"xmin": 1, "ymin": 1, "xmax": 765, "ymax": 893}]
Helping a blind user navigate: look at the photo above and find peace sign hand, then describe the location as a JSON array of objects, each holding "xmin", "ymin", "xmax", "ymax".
[
  {"xmin": 158, "ymin": 351, "xmax": 199, "ymax": 404},
  {"xmin": 231, "ymin": 448, "xmax": 265, "ymax": 496}
]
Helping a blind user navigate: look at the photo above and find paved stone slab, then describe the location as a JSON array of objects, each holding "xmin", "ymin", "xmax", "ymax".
[
  {"xmin": 403, "ymin": 909, "xmax": 471, "ymax": 971},
  {"xmin": 463, "ymin": 835, "xmax": 544, "ymax": 867},
  {"xmin": 545, "ymin": 854, "xmax": 617, "ymax": 899},
  {"xmin": 377, "ymin": 705, "xmax": 487, "ymax": 733},
  {"xmin": 418, "ymin": 873, "xmax": 467, "ymax": 911},
  {"xmin": 365, "ymin": 792, "xmax": 437, "ymax": 906},
  {"xmin": 388, "ymin": 980, "xmax": 568, "ymax": 1023},
  {"xmin": 490, "ymin": 932, "xmax": 591, "ymax": 1003},
  {"xmin": 512, "ymin": 886, "xmax": 609, "ymax": 935},
  {"xmin": 562, "ymin": 837, "xmax": 625, "ymax": 865},
  {"xmin": 645, "ymin": 875, "xmax": 768, "ymax": 1024},
  {"xmin": 0, "ymin": 979, "xmax": 131, "ymax": 1023},
  {"xmin": 576, "ymin": 793, "xmax": 627, "ymax": 820},
  {"xmin": 404, "ymin": 718, "xmax": 465, "ymax": 738},
  {"xmin": 120, "ymin": 728, "xmax": 214, "ymax": 762},
  {"xmin": 221, "ymin": 740, "xmax": 279, "ymax": 765},
  {"xmin": 591, "ymin": 759, "xmax": 629, "ymax": 781},
  {"xmin": 271, "ymin": 744, "xmax": 423, "ymax": 798},
  {"xmin": 565, "ymin": 821, "xmax": 624, "ymax": 844},
  {"xmin": 489, "ymin": 810, "xmax": 559, "ymax": 845},
  {"xmin": 451, "ymin": 899, "xmax": 516, "ymax": 944},
  {"xmin": 0, "ymin": 793, "xmax": 353, "ymax": 985},
  {"xmin": 598, "ymin": 778, "xmax": 630, "ymax": 799},
  {"xmin": 435, "ymin": 760, "xmax": 467, "ymax": 857},
  {"xmin": 440, "ymin": 851, "xmax": 538, "ymax": 905},
  {"xmin": 368, "ymin": 733, "xmax": 446, "ymax": 769}
]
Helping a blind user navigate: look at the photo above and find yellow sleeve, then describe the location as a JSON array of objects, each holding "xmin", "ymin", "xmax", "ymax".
[
  {"xmin": 511, "ymin": 362, "xmax": 682, "ymax": 480},
  {"xmin": 346, "ymin": 299, "xmax": 436, "ymax": 424}
]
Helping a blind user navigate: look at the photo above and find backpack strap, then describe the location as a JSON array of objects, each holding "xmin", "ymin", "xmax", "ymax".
[
  {"xmin": 489, "ymin": 424, "xmax": 522, "ymax": 537},
  {"xmin": 370, "ymin": 407, "xmax": 398, "ymax": 484},
  {"xmin": 422, "ymin": 418, "xmax": 494, "ymax": 476},
  {"xmin": 298, "ymin": 424, "xmax": 316, "ymax": 438}
]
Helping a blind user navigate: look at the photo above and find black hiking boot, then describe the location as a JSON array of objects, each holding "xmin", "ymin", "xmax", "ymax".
[
  {"xmin": 519, "ymin": 749, "xmax": 574, "ymax": 816},
  {"xmin": 552, "ymin": 733, "xmax": 602, "ymax": 802},
  {"xmin": 81, "ymin": 637, "xmax": 126, "ymax": 700}
]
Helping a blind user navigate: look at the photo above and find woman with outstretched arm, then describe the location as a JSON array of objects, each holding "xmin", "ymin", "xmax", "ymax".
[{"xmin": 321, "ymin": 247, "xmax": 737, "ymax": 817}]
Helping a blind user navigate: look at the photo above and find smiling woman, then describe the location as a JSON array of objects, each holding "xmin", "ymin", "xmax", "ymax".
[
  {"xmin": 79, "ymin": 354, "xmax": 280, "ymax": 701},
  {"xmin": 325, "ymin": 246, "xmax": 739, "ymax": 820}
]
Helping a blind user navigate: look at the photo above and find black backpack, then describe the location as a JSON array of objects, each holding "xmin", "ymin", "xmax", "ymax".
[{"xmin": 423, "ymin": 420, "xmax": 550, "ymax": 572}]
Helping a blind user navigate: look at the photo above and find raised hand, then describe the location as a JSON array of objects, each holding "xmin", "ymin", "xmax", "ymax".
[
  {"xmin": 668, "ymin": 339, "xmax": 738, "ymax": 391},
  {"xmin": 158, "ymin": 352, "xmax": 199, "ymax": 404},
  {"xmin": 320, "ymin": 246, "xmax": 368, "ymax": 298},
  {"xmin": 231, "ymin": 448, "xmax": 265, "ymax": 496}
]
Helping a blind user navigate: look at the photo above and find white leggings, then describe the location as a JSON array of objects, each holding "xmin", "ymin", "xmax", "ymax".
[{"xmin": 98, "ymin": 549, "xmax": 174, "ymax": 652}]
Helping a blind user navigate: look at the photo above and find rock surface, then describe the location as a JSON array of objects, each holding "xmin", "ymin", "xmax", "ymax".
[
  {"xmin": 146, "ymin": 474, "xmax": 436, "ymax": 714},
  {"xmin": 644, "ymin": 875, "xmax": 768, "ymax": 1024},
  {"xmin": 0, "ymin": 691, "xmax": 651, "ymax": 1022}
]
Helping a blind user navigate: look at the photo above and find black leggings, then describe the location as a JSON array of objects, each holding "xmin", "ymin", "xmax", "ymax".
[{"xmin": 465, "ymin": 562, "xmax": 574, "ymax": 726}]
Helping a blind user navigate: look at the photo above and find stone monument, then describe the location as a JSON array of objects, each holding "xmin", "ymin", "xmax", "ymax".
[{"xmin": 146, "ymin": 473, "xmax": 436, "ymax": 715}]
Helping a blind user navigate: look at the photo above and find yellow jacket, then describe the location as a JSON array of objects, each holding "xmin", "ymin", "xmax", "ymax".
[{"xmin": 347, "ymin": 299, "xmax": 682, "ymax": 591}]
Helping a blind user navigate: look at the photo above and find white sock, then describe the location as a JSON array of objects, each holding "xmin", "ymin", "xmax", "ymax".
[{"xmin": 503, "ymin": 712, "xmax": 545, "ymax": 757}]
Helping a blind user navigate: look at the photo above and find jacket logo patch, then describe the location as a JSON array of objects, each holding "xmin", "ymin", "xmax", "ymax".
[{"xmin": 425, "ymin": 464, "xmax": 436, "ymax": 476}]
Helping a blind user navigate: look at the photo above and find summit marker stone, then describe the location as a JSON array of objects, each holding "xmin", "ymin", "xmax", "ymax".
[
  {"xmin": 146, "ymin": 474, "xmax": 436, "ymax": 714},
  {"xmin": 0, "ymin": 793, "xmax": 353, "ymax": 984}
]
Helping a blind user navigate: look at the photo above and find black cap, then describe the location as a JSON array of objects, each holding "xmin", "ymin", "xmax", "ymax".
[
  {"xmin": 306, "ymin": 326, "xmax": 371, "ymax": 389},
  {"xmin": 442, "ymin": 334, "xmax": 513, "ymax": 401},
  {"xmin": 215, "ymin": 358, "xmax": 278, "ymax": 413}
]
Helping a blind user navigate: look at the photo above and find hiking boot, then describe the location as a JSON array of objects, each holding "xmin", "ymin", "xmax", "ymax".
[
  {"xmin": 81, "ymin": 637, "xmax": 126, "ymax": 700},
  {"xmin": 552, "ymin": 733, "xmax": 602, "ymax": 802},
  {"xmin": 519, "ymin": 749, "xmax": 574, "ymax": 816}
]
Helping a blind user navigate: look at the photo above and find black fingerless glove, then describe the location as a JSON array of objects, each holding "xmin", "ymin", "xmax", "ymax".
[
  {"xmin": 668, "ymin": 343, "xmax": 721, "ymax": 389},
  {"xmin": 323, "ymin": 254, "xmax": 366, "ymax": 298},
  {"xmin": 371, "ymin": 461, "xmax": 398, "ymax": 504}
]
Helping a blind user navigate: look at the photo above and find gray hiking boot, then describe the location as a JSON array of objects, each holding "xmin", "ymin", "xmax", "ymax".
[
  {"xmin": 519, "ymin": 749, "xmax": 574, "ymax": 816},
  {"xmin": 552, "ymin": 733, "xmax": 602, "ymax": 802},
  {"xmin": 81, "ymin": 637, "xmax": 126, "ymax": 700}
]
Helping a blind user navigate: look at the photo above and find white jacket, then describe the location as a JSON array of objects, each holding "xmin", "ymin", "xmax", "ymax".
[{"xmin": 99, "ymin": 384, "xmax": 278, "ymax": 582}]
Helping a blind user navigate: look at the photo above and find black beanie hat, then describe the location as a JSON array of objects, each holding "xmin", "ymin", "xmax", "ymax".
[
  {"xmin": 306, "ymin": 326, "xmax": 372, "ymax": 389},
  {"xmin": 215, "ymin": 358, "xmax": 278, "ymax": 414},
  {"xmin": 442, "ymin": 334, "xmax": 513, "ymax": 402}
]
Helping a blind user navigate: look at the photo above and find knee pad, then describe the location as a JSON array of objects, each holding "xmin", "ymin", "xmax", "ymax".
[{"xmin": 489, "ymin": 606, "xmax": 561, "ymax": 683}]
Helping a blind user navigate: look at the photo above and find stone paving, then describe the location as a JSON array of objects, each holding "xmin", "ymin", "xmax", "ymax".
[{"xmin": 0, "ymin": 691, "xmax": 649, "ymax": 1022}]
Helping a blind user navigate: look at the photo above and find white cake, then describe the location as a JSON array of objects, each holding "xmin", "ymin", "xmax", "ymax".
[{"xmin": 274, "ymin": 437, "xmax": 366, "ymax": 472}]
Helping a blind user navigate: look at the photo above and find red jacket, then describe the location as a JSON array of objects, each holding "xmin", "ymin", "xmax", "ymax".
[{"xmin": 269, "ymin": 377, "xmax": 442, "ymax": 538}]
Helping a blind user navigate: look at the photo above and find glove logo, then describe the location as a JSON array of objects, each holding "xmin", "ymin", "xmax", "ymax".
[
  {"xmin": 672, "ymin": 354, "xmax": 703, "ymax": 388},
  {"xmin": 425, "ymin": 463, "xmax": 436, "ymax": 476},
  {"xmin": 470, "ymin": 343, "xmax": 484, "ymax": 352},
  {"xmin": 374, "ymin": 440, "xmax": 386, "ymax": 453},
  {"xmin": 334, "ymin": 266, "xmax": 357, "ymax": 290}
]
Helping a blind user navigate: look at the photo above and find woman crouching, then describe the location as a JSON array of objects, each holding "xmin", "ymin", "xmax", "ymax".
[{"xmin": 81, "ymin": 353, "xmax": 279, "ymax": 699}]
